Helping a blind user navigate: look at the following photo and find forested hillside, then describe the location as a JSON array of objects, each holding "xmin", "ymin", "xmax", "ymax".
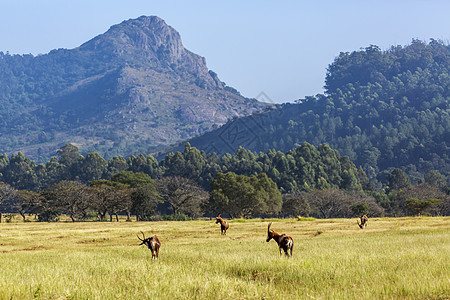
[
  {"xmin": 0, "ymin": 16, "xmax": 266, "ymax": 161},
  {"xmin": 176, "ymin": 40, "xmax": 450, "ymax": 186}
]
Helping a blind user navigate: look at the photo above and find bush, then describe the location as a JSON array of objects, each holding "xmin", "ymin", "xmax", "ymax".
[{"xmin": 161, "ymin": 213, "xmax": 190, "ymax": 221}]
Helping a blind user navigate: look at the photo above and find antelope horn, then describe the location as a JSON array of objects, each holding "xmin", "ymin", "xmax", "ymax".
[
  {"xmin": 137, "ymin": 231, "xmax": 145, "ymax": 241},
  {"xmin": 217, "ymin": 213, "xmax": 221, "ymax": 218},
  {"xmin": 268, "ymin": 222, "xmax": 272, "ymax": 232}
]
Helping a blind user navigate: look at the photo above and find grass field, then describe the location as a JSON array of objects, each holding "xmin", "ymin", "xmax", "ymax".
[{"xmin": 0, "ymin": 217, "xmax": 449, "ymax": 299}]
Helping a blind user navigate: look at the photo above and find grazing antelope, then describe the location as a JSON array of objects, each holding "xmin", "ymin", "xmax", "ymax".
[
  {"xmin": 137, "ymin": 231, "xmax": 161, "ymax": 259},
  {"xmin": 357, "ymin": 214, "xmax": 368, "ymax": 229},
  {"xmin": 266, "ymin": 222, "xmax": 294, "ymax": 257},
  {"xmin": 215, "ymin": 213, "xmax": 229, "ymax": 235}
]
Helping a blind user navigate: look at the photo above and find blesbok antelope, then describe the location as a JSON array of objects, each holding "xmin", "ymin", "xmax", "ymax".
[
  {"xmin": 215, "ymin": 213, "xmax": 229, "ymax": 235},
  {"xmin": 357, "ymin": 214, "xmax": 369, "ymax": 229},
  {"xmin": 137, "ymin": 231, "xmax": 161, "ymax": 259},
  {"xmin": 266, "ymin": 222, "xmax": 294, "ymax": 257}
]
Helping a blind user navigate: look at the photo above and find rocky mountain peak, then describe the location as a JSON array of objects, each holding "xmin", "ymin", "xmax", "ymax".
[{"xmin": 79, "ymin": 16, "xmax": 220, "ymax": 88}]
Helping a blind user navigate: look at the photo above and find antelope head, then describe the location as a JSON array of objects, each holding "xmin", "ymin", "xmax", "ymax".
[{"xmin": 215, "ymin": 213, "xmax": 222, "ymax": 224}]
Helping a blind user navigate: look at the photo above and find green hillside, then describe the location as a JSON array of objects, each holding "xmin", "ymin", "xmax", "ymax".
[{"xmin": 176, "ymin": 40, "xmax": 450, "ymax": 185}]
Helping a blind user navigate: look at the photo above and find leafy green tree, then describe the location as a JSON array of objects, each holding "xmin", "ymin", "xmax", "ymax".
[
  {"xmin": 209, "ymin": 172, "xmax": 282, "ymax": 218},
  {"xmin": 78, "ymin": 152, "xmax": 108, "ymax": 183},
  {"xmin": 57, "ymin": 143, "xmax": 83, "ymax": 167},
  {"xmin": 388, "ymin": 169, "xmax": 411, "ymax": 191},
  {"xmin": 1, "ymin": 152, "xmax": 39, "ymax": 190},
  {"xmin": 405, "ymin": 198, "xmax": 443, "ymax": 216},
  {"xmin": 106, "ymin": 156, "xmax": 128, "ymax": 178},
  {"xmin": 350, "ymin": 202, "xmax": 370, "ymax": 216},
  {"xmin": 57, "ymin": 144, "xmax": 84, "ymax": 181},
  {"xmin": 44, "ymin": 157, "xmax": 65, "ymax": 189},
  {"xmin": 425, "ymin": 170, "xmax": 447, "ymax": 190}
]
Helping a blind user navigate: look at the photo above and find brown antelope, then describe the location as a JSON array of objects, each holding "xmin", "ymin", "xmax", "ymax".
[
  {"xmin": 357, "ymin": 214, "xmax": 368, "ymax": 229},
  {"xmin": 137, "ymin": 231, "xmax": 161, "ymax": 259},
  {"xmin": 266, "ymin": 222, "xmax": 294, "ymax": 257},
  {"xmin": 215, "ymin": 213, "xmax": 229, "ymax": 235}
]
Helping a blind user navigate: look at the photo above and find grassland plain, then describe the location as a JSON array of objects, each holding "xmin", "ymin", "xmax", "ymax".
[{"xmin": 0, "ymin": 217, "xmax": 448, "ymax": 299}]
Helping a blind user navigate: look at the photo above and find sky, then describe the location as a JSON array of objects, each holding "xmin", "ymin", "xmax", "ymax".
[{"xmin": 1, "ymin": 0, "xmax": 450, "ymax": 103}]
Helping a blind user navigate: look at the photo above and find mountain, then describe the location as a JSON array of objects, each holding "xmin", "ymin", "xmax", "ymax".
[
  {"xmin": 166, "ymin": 40, "xmax": 450, "ymax": 186},
  {"xmin": 0, "ymin": 16, "xmax": 267, "ymax": 161}
]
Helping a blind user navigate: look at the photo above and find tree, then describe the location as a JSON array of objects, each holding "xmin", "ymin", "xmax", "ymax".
[
  {"xmin": 57, "ymin": 143, "xmax": 82, "ymax": 167},
  {"xmin": 78, "ymin": 152, "xmax": 107, "ymax": 183},
  {"xmin": 41, "ymin": 181, "xmax": 91, "ymax": 222},
  {"xmin": 305, "ymin": 189, "xmax": 353, "ymax": 218},
  {"xmin": 1, "ymin": 152, "xmax": 39, "ymax": 190},
  {"xmin": 0, "ymin": 182, "xmax": 16, "ymax": 223},
  {"xmin": 111, "ymin": 171, "xmax": 160, "ymax": 221},
  {"xmin": 388, "ymin": 169, "xmax": 411, "ymax": 191},
  {"xmin": 405, "ymin": 198, "xmax": 443, "ymax": 216},
  {"xmin": 281, "ymin": 192, "xmax": 311, "ymax": 217},
  {"xmin": 425, "ymin": 170, "xmax": 447, "ymax": 190},
  {"xmin": 10, "ymin": 190, "xmax": 40, "ymax": 221},
  {"xmin": 396, "ymin": 183, "xmax": 450, "ymax": 216},
  {"xmin": 157, "ymin": 176, "xmax": 208, "ymax": 218},
  {"xmin": 209, "ymin": 172, "xmax": 282, "ymax": 218},
  {"xmin": 350, "ymin": 202, "xmax": 370, "ymax": 216},
  {"xmin": 89, "ymin": 180, "xmax": 132, "ymax": 221}
]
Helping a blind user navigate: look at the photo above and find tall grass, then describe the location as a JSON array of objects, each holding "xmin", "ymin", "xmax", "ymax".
[{"xmin": 0, "ymin": 217, "xmax": 448, "ymax": 299}]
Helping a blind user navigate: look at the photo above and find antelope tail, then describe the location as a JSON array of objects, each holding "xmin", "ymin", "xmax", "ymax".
[{"xmin": 287, "ymin": 239, "xmax": 293, "ymax": 249}]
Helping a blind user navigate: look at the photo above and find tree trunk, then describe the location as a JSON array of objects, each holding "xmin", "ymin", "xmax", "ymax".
[{"xmin": 115, "ymin": 213, "xmax": 119, "ymax": 222}]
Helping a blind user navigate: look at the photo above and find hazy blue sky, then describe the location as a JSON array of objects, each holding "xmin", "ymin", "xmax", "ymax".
[{"xmin": 1, "ymin": 1, "xmax": 449, "ymax": 103}]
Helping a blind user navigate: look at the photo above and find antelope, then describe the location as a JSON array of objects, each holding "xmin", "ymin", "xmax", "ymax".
[
  {"xmin": 266, "ymin": 222, "xmax": 294, "ymax": 257},
  {"xmin": 215, "ymin": 213, "xmax": 229, "ymax": 235},
  {"xmin": 357, "ymin": 215, "xmax": 368, "ymax": 229},
  {"xmin": 137, "ymin": 231, "xmax": 161, "ymax": 259}
]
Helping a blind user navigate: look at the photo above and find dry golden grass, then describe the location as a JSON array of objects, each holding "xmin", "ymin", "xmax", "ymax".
[{"xmin": 0, "ymin": 216, "xmax": 449, "ymax": 299}]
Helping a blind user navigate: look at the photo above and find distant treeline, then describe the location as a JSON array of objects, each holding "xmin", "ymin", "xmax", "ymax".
[{"xmin": 0, "ymin": 142, "xmax": 448, "ymax": 221}]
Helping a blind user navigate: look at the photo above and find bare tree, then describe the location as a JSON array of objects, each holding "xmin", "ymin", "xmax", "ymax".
[
  {"xmin": 11, "ymin": 190, "xmax": 40, "ymax": 221},
  {"xmin": 90, "ymin": 180, "xmax": 132, "ymax": 221},
  {"xmin": 42, "ymin": 181, "xmax": 91, "ymax": 222},
  {"xmin": 305, "ymin": 188, "xmax": 384, "ymax": 218},
  {"xmin": 157, "ymin": 176, "xmax": 208, "ymax": 218},
  {"xmin": 281, "ymin": 192, "xmax": 311, "ymax": 217},
  {"xmin": 305, "ymin": 189, "xmax": 353, "ymax": 218},
  {"xmin": 0, "ymin": 182, "xmax": 16, "ymax": 223}
]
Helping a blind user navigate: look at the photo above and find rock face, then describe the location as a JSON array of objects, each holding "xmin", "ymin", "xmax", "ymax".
[
  {"xmin": 0, "ymin": 16, "xmax": 267, "ymax": 160},
  {"xmin": 79, "ymin": 16, "xmax": 222, "ymax": 89}
]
